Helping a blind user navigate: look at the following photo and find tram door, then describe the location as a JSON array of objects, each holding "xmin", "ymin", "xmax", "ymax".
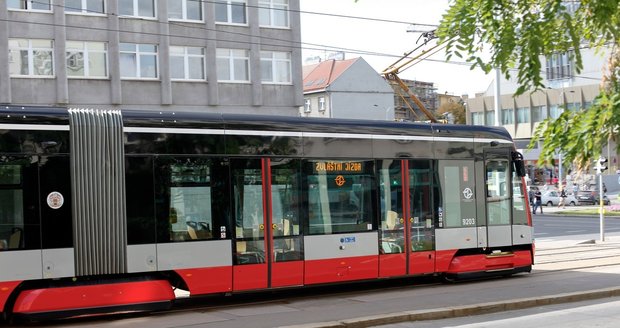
[
  {"xmin": 379, "ymin": 160, "xmax": 435, "ymax": 277},
  {"xmin": 231, "ymin": 158, "xmax": 303, "ymax": 291},
  {"xmin": 483, "ymin": 150, "xmax": 513, "ymax": 247}
]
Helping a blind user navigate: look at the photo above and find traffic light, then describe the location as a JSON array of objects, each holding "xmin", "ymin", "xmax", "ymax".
[{"xmin": 595, "ymin": 157, "xmax": 608, "ymax": 174}]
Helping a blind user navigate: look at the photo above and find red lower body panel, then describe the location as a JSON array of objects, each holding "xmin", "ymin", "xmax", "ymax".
[
  {"xmin": 271, "ymin": 261, "xmax": 304, "ymax": 288},
  {"xmin": 305, "ymin": 255, "xmax": 378, "ymax": 285},
  {"xmin": 435, "ymin": 250, "xmax": 458, "ymax": 272},
  {"xmin": 233, "ymin": 263, "xmax": 268, "ymax": 291},
  {"xmin": 175, "ymin": 266, "xmax": 232, "ymax": 295},
  {"xmin": 13, "ymin": 280, "xmax": 175, "ymax": 314},
  {"xmin": 409, "ymin": 251, "xmax": 435, "ymax": 275},
  {"xmin": 446, "ymin": 250, "xmax": 533, "ymax": 274},
  {"xmin": 379, "ymin": 254, "xmax": 406, "ymax": 277},
  {"xmin": 0, "ymin": 281, "xmax": 22, "ymax": 312}
]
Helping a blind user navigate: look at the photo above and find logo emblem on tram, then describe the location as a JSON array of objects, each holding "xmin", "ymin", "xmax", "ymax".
[
  {"xmin": 47, "ymin": 191, "xmax": 64, "ymax": 209},
  {"xmin": 335, "ymin": 175, "xmax": 346, "ymax": 186},
  {"xmin": 462, "ymin": 187, "xmax": 473, "ymax": 199}
]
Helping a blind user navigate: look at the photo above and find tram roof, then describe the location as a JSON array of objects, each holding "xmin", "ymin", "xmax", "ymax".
[{"xmin": 0, "ymin": 106, "xmax": 512, "ymax": 142}]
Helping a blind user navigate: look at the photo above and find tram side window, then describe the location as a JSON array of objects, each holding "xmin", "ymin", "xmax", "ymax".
[
  {"xmin": 438, "ymin": 161, "xmax": 476, "ymax": 228},
  {"xmin": 378, "ymin": 160, "xmax": 404, "ymax": 254},
  {"xmin": 305, "ymin": 160, "xmax": 375, "ymax": 235},
  {"xmin": 0, "ymin": 160, "xmax": 40, "ymax": 251},
  {"xmin": 126, "ymin": 156, "xmax": 156, "ymax": 244},
  {"xmin": 232, "ymin": 159, "xmax": 266, "ymax": 265},
  {"xmin": 486, "ymin": 159, "xmax": 511, "ymax": 225},
  {"xmin": 271, "ymin": 159, "xmax": 303, "ymax": 262},
  {"xmin": 155, "ymin": 157, "xmax": 224, "ymax": 243},
  {"xmin": 0, "ymin": 165, "xmax": 23, "ymax": 251},
  {"xmin": 512, "ymin": 170, "xmax": 528, "ymax": 225}
]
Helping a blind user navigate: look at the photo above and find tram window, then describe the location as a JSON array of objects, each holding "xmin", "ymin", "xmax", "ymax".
[
  {"xmin": 378, "ymin": 160, "xmax": 404, "ymax": 254},
  {"xmin": 155, "ymin": 157, "xmax": 224, "ymax": 243},
  {"xmin": 126, "ymin": 156, "xmax": 156, "ymax": 244},
  {"xmin": 409, "ymin": 160, "xmax": 435, "ymax": 251},
  {"xmin": 271, "ymin": 159, "xmax": 303, "ymax": 262},
  {"xmin": 438, "ymin": 161, "xmax": 476, "ymax": 228},
  {"xmin": 232, "ymin": 159, "xmax": 266, "ymax": 265},
  {"xmin": 0, "ymin": 159, "xmax": 41, "ymax": 251},
  {"xmin": 305, "ymin": 160, "xmax": 375, "ymax": 235},
  {"xmin": 512, "ymin": 170, "xmax": 528, "ymax": 225},
  {"xmin": 486, "ymin": 159, "xmax": 511, "ymax": 225}
]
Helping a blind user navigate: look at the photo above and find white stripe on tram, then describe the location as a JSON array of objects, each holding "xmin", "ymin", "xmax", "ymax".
[
  {"xmin": 124, "ymin": 126, "xmax": 513, "ymax": 144},
  {"xmin": 0, "ymin": 124, "xmax": 69, "ymax": 131}
]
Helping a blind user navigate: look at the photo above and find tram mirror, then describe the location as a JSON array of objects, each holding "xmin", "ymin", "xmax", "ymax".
[{"xmin": 512, "ymin": 151, "xmax": 526, "ymax": 177}]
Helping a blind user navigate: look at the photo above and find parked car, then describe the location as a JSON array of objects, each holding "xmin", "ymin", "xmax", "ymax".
[
  {"xmin": 541, "ymin": 190, "xmax": 578, "ymax": 206},
  {"xmin": 576, "ymin": 190, "xmax": 610, "ymax": 205}
]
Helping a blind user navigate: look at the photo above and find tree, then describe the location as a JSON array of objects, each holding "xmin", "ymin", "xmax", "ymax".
[
  {"xmin": 437, "ymin": 0, "xmax": 620, "ymax": 171},
  {"xmin": 437, "ymin": 101, "xmax": 467, "ymax": 124}
]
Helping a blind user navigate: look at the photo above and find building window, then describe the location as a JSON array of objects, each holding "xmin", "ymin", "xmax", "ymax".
[
  {"xmin": 549, "ymin": 104, "xmax": 562, "ymax": 119},
  {"xmin": 65, "ymin": 0, "xmax": 104, "ymax": 14},
  {"xmin": 215, "ymin": 0, "xmax": 247, "ymax": 24},
  {"xmin": 471, "ymin": 111, "xmax": 484, "ymax": 125},
  {"xmin": 304, "ymin": 99, "xmax": 311, "ymax": 112},
  {"xmin": 546, "ymin": 51, "xmax": 573, "ymax": 81},
  {"xmin": 7, "ymin": 0, "xmax": 51, "ymax": 11},
  {"xmin": 260, "ymin": 51, "xmax": 291, "ymax": 84},
  {"xmin": 485, "ymin": 110, "xmax": 495, "ymax": 125},
  {"xmin": 168, "ymin": 0, "xmax": 202, "ymax": 21},
  {"xmin": 532, "ymin": 105, "xmax": 547, "ymax": 123},
  {"xmin": 119, "ymin": 43, "xmax": 158, "ymax": 79},
  {"xmin": 8, "ymin": 39, "xmax": 54, "ymax": 77},
  {"xmin": 66, "ymin": 41, "xmax": 107, "ymax": 78},
  {"xmin": 216, "ymin": 48, "xmax": 249, "ymax": 82},
  {"xmin": 170, "ymin": 46, "xmax": 205, "ymax": 80},
  {"xmin": 259, "ymin": 0, "xmax": 289, "ymax": 28},
  {"xmin": 119, "ymin": 0, "xmax": 155, "ymax": 18},
  {"xmin": 516, "ymin": 107, "xmax": 530, "ymax": 123},
  {"xmin": 318, "ymin": 97, "xmax": 326, "ymax": 111},
  {"xmin": 501, "ymin": 108, "xmax": 514, "ymax": 125}
]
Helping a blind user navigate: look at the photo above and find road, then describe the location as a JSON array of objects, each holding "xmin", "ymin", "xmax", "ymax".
[{"xmin": 533, "ymin": 211, "xmax": 620, "ymax": 243}]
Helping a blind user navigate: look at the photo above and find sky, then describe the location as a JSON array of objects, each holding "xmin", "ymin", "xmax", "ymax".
[{"xmin": 299, "ymin": 0, "xmax": 493, "ymax": 98}]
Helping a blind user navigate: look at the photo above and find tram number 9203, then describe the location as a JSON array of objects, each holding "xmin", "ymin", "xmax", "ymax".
[{"xmin": 461, "ymin": 218, "xmax": 476, "ymax": 226}]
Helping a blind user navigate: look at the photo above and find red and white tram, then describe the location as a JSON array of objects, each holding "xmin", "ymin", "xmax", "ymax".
[{"xmin": 0, "ymin": 106, "xmax": 533, "ymax": 320}]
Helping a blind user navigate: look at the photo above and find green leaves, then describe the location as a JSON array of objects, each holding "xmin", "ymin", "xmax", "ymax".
[{"xmin": 440, "ymin": 0, "xmax": 620, "ymax": 172}]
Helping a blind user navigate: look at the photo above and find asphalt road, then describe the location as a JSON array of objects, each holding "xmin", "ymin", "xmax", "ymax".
[{"xmin": 532, "ymin": 213, "xmax": 620, "ymax": 242}]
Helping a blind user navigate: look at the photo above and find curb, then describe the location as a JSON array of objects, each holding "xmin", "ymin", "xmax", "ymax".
[{"xmin": 277, "ymin": 287, "xmax": 620, "ymax": 328}]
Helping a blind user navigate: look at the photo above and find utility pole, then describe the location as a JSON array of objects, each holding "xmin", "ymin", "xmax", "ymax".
[{"xmin": 595, "ymin": 157, "xmax": 608, "ymax": 242}]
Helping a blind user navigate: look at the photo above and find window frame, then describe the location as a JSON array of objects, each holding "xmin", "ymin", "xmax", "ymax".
[
  {"xmin": 119, "ymin": 43, "xmax": 159, "ymax": 80},
  {"xmin": 216, "ymin": 48, "xmax": 250, "ymax": 83},
  {"xmin": 259, "ymin": 0, "xmax": 290, "ymax": 28},
  {"xmin": 7, "ymin": 0, "xmax": 52, "ymax": 12},
  {"xmin": 64, "ymin": 0, "xmax": 106, "ymax": 15},
  {"xmin": 303, "ymin": 98, "xmax": 311, "ymax": 113},
  {"xmin": 118, "ymin": 0, "xmax": 156, "ymax": 19},
  {"xmin": 318, "ymin": 97, "xmax": 326, "ymax": 112},
  {"xmin": 260, "ymin": 51, "xmax": 292, "ymax": 84},
  {"xmin": 214, "ymin": 0, "xmax": 248, "ymax": 25},
  {"xmin": 170, "ymin": 46, "xmax": 206, "ymax": 81},
  {"xmin": 8, "ymin": 39, "xmax": 55, "ymax": 77},
  {"xmin": 66, "ymin": 41, "xmax": 108, "ymax": 79},
  {"xmin": 167, "ymin": 0, "xmax": 203, "ymax": 22}
]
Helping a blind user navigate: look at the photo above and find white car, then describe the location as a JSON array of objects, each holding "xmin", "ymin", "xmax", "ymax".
[{"xmin": 541, "ymin": 190, "xmax": 578, "ymax": 206}]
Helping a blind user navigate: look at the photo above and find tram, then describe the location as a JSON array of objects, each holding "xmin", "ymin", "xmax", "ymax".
[{"xmin": 0, "ymin": 106, "xmax": 532, "ymax": 320}]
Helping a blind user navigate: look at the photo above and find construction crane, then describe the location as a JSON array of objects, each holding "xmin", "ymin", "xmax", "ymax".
[{"xmin": 382, "ymin": 30, "xmax": 447, "ymax": 123}]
